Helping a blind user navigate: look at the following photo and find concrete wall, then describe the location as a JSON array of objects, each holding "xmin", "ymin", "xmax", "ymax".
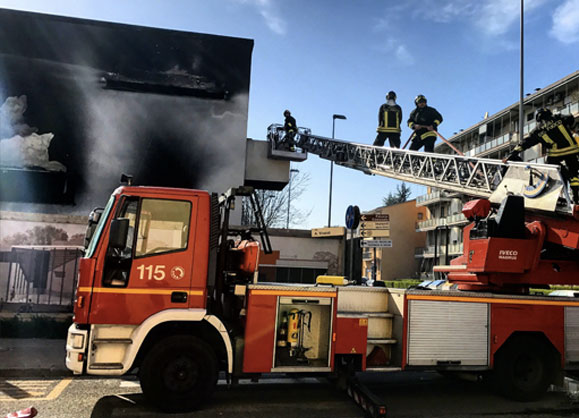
[{"xmin": 259, "ymin": 229, "xmax": 344, "ymax": 282}]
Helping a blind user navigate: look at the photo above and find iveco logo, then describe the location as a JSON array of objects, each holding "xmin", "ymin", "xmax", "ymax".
[{"xmin": 498, "ymin": 250, "xmax": 518, "ymax": 260}]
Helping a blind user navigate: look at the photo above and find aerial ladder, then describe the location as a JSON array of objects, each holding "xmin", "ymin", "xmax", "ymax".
[{"xmin": 267, "ymin": 124, "xmax": 579, "ymax": 292}]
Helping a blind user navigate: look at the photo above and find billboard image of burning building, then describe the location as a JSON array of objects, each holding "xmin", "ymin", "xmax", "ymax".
[{"xmin": 0, "ymin": 8, "xmax": 254, "ymax": 308}]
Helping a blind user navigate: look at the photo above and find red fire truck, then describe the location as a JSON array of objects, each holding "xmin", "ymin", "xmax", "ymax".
[{"xmin": 66, "ymin": 172, "xmax": 579, "ymax": 415}]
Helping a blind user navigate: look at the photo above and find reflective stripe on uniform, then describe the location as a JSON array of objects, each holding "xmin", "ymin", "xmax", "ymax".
[
  {"xmin": 547, "ymin": 146, "xmax": 579, "ymax": 157},
  {"xmin": 541, "ymin": 132, "xmax": 579, "ymax": 157},
  {"xmin": 558, "ymin": 124, "xmax": 577, "ymax": 147},
  {"xmin": 570, "ymin": 177, "xmax": 579, "ymax": 187},
  {"xmin": 420, "ymin": 131, "xmax": 437, "ymax": 140},
  {"xmin": 378, "ymin": 108, "xmax": 401, "ymax": 133},
  {"xmin": 377, "ymin": 127, "xmax": 401, "ymax": 133}
]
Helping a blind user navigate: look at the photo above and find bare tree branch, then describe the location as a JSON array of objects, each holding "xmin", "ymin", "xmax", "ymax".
[{"xmin": 242, "ymin": 172, "xmax": 311, "ymax": 228}]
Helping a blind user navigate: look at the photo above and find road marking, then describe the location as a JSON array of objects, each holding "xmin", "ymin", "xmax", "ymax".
[
  {"xmin": 45, "ymin": 378, "xmax": 72, "ymax": 401},
  {"xmin": 0, "ymin": 378, "xmax": 72, "ymax": 401}
]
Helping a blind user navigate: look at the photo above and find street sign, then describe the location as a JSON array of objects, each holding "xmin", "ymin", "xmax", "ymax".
[
  {"xmin": 361, "ymin": 239, "xmax": 393, "ymax": 248},
  {"xmin": 311, "ymin": 227, "xmax": 345, "ymax": 238},
  {"xmin": 360, "ymin": 229, "xmax": 391, "ymax": 238},
  {"xmin": 360, "ymin": 213, "xmax": 390, "ymax": 222},
  {"xmin": 360, "ymin": 221, "xmax": 390, "ymax": 230},
  {"xmin": 345, "ymin": 205, "xmax": 360, "ymax": 230}
]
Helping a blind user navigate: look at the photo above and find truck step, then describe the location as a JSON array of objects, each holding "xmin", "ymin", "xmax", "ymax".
[
  {"xmin": 367, "ymin": 339, "xmax": 397, "ymax": 345},
  {"xmin": 337, "ymin": 312, "xmax": 392, "ymax": 318},
  {"xmin": 89, "ymin": 363, "xmax": 124, "ymax": 370},
  {"xmin": 365, "ymin": 366, "xmax": 402, "ymax": 372},
  {"xmin": 366, "ymin": 313, "xmax": 394, "ymax": 318},
  {"xmin": 92, "ymin": 338, "xmax": 133, "ymax": 344}
]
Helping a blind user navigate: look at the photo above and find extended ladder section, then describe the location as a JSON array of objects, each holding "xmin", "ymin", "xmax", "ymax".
[{"xmin": 267, "ymin": 124, "xmax": 575, "ymax": 215}]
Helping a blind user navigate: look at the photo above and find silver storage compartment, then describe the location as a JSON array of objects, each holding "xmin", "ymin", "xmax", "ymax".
[{"xmin": 407, "ymin": 300, "xmax": 489, "ymax": 367}]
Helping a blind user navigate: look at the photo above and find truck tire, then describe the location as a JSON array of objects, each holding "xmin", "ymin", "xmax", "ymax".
[
  {"xmin": 494, "ymin": 335, "xmax": 554, "ymax": 401},
  {"xmin": 139, "ymin": 335, "xmax": 218, "ymax": 412}
]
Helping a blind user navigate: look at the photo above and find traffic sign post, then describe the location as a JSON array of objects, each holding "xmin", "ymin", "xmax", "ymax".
[
  {"xmin": 360, "ymin": 229, "xmax": 391, "ymax": 238},
  {"xmin": 345, "ymin": 205, "xmax": 360, "ymax": 283},
  {"xmin": 360, "ymin": 221, "xmax": 390, "ymax": 230},
  {"xmin": 345, "ymin": 205, "xmax": 360, "ymax": 230},
  {"xmin": 360, "ymin": 213, "xmax": 390, "ymax": 222},
  {"xmin": 361, "ymin": 239, "xmax": 393, "ymax": 248}
]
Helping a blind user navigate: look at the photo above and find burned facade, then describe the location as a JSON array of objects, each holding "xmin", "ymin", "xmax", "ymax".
[{"xmin": 0, "ymin": 9, "xmax": 254, "ymax": 308}]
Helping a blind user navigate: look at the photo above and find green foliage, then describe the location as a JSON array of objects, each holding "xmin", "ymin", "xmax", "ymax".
[
  {"xmin": 0, "ymin": 316, "xmax": 72, "ymax": 338},
  {"xmin": 381, "ymin": 279, "xmax": 421, "ymax": 289},
  {"xmin": 382, "ymin": 182, "xmax": 412, "ymax": 206}
]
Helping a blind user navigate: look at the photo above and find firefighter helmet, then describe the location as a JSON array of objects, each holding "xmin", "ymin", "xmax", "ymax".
[
  {"xmin": 535, "ymin": 108, "xmax": 552, "ymax": 123},
  {"xmin": 284, "ymin": 109, "xmax": 291, "ymax": 116},
  {"xmin": 415, "ymin": 95, "xmax": 427, "ymax": 105},
  {"xmin": 386, "ymin": 91, "xmax": 396, "ymax": 100}
]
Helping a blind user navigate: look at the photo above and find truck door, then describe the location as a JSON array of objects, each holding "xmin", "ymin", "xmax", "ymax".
[{"xmin": 89, "ymin": 195, "xmax": 197, "ymax": 324}]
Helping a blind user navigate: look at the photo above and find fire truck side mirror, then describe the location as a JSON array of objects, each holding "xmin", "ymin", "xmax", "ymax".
[{"xmin": 109, "ymin": 218, "xmax": 129, "ymax": 249}]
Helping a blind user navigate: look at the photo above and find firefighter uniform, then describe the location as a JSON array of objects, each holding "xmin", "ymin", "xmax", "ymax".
[
  {"xmin": 407, "ymin": 95, "xmax": 443, "ymax": 153},
  {"xmin": 508, "ymin": 112, "xmax": 579, "ymax": 202},
  {"xmin": 373, "ymin": 93, "xmax": 402, "ymax": 148},
  {"xmin": 283, "ymin": 110, "xmax": 297, "ymax": 151}
]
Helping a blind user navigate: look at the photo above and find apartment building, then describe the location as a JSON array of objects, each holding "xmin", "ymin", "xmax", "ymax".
[
  {"xmin": 361, "ymin": 200, "xmax": 428, "ymax": 281},
  {"xmin": 415, "ymin": 70, "xmax": 579, "ymax": 273}
]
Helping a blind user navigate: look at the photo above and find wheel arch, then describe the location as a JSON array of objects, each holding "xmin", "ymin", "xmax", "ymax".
[
  {"xmin": 494, "ymin": 331, "xmax": 561, "ymax": 368},
  {"xmin": 123, "ymin": 309, "xmax": 232, "ymax": 374},
  {"xmin": 493, "ymin": 330, "xmax": 563, "ymax": 393}
]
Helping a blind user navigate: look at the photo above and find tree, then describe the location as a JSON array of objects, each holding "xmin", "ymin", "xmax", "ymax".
[
  {"xmin": 382, "ymin": 182, "xmax": 412, "ymax": 206},
  {"xmin": 241, "ymin": 171, "xmax": 311, "ymax": 228},
  {"xmin": 1, "ymin": 225, "xmax": 69, "ymax": 248}
]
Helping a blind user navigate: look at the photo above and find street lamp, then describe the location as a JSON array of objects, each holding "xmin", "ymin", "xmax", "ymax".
[
  {"xmin": 287, "ymin": 168, "xmax": 299, "ymax": 229},
  {"xmin": 328, "ymin": 114, "xmax": 347, "ymax": 227}
]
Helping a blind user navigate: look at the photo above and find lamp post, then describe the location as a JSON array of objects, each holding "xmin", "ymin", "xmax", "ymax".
[
  {"xmin": 328, "ymin": 114, "xmax": 347, "ymax": 227},
  {"xmin": 287, "ymin": 168, "xmax": 299, "ymax": 229}
]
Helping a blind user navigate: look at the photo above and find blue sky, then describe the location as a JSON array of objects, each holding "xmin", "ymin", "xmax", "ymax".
[{"xmin": 1, "ymin": 0, "xmax": 578, "ymax": 228}]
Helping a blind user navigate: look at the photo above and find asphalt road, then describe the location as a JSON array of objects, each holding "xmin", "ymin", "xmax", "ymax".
[{"xmin": 1, "ymin": 372, "xmax": 578, "ymax": 418}]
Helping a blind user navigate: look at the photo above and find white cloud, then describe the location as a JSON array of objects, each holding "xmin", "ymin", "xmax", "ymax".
[
  {"xmin": 475, "ymin": 0, "xmax": 548, "ymax": 36},
  {"xmin": 374, "ymin": 39, "xmax": 415, "ymax": 65},
  {"xmin": 550, "ymin": 0, "xmax": 579, "ymax": 44},
  {"xmin": 395, "ymin": 45, "xmax": 415, "ymax": 65},
  {"xmin": 380, "ymin": 0, "xmax": 549, "ymax": 38},
  {"xmin": 233, "ymin": 0, "xmax": 287, "ymax": 35},
  {"xmin": 418, "ymin": 0, "xmax": 478, "ymax": 23}
]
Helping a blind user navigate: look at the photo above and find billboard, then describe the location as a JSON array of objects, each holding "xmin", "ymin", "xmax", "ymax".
[{"xmin": 0, "ymin": 8, "xmax": 253, "ymax": 211}]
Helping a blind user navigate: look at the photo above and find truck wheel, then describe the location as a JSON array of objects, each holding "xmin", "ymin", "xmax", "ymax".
[
  {"xmin": 494, "ymin": 335, "xmax": 554, "ymax": 401},
  {"xmin": 139, "ymin": 335, "xmax": 218, "ymax": 412}
]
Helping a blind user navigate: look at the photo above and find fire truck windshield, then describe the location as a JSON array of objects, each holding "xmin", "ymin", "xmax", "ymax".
[{"xmin": 85, "ymin": 195, "xmax": 116, "ymax": 257}]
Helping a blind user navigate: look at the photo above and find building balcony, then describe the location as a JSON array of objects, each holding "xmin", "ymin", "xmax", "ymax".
[
  {"xmin": 416, "ymin": 218, "xmax": 447, "ymax": 232},
  {"xmin": 416, "ymin": 191, "xmax": 453, "ymax": 206},
  {"xmin": 415, "ymin": 244, "xmax": 463, "ymax": 258},
  {"xmin": 464, "ymin": 133, "xmax": 513, "ymax": 158},
  {"xmin": 446, "ymin": 213, "xmax": 468, "ymax": 226},
  {"xmin": 448, "ymin": 243, "xmax": 464, "ymax": 255}
]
